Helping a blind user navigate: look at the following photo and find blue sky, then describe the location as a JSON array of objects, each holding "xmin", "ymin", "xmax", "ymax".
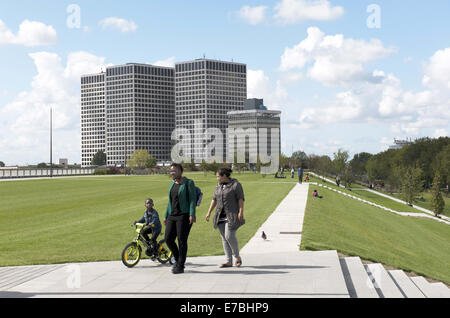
[{"xmin": 0, "ymin": 0, "xmax": 449, "ymax": 165}]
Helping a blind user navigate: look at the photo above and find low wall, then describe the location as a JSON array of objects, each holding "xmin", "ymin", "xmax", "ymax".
[{"xmin": 0, "ymin": 168, "xmax": 95, "ymax": 179}]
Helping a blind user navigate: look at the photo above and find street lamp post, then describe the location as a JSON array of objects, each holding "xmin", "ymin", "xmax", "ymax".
[{"xmin": 50, "ymin": 107, "xmax": 53, "ymax": 178}]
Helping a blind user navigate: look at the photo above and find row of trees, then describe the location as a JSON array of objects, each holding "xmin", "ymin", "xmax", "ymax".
[{"xmin": 280, "ymin": 137, "xmax": 448, "ymax": 217}]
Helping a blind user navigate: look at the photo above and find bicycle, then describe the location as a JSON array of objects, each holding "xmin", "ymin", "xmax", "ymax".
[{"xmin": 121, "ymin": 223, "xmax": 175, "ymax": 268}]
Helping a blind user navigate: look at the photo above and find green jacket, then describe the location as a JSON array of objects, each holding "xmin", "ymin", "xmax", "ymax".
[{"xmin": 165, "ymin": 177, "xmax": 197, "ymax": 218}]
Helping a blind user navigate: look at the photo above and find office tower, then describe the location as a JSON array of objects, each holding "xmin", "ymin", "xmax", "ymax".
[
  {"xmin": 227, "ymin": 99, "xmax": 281, "ymax": 163},
  {"xmin": 174, "ymin": 59, "xmax": 247, "ymax": 162},
  {"xmin": 81, "ymin": 73, "xmax": 106, "ymax": 167},
  {"xmin": 81, "ymin": 63, "xmax": 175, "ymax": 167},
  {"xmin": 244, "ymin": 98, "xmax": 265, "ymax": 110}
]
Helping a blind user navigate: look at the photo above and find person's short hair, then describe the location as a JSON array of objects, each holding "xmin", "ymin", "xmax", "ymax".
[
  {"xmin": 170, "ymin": 163, "xmax": 184, "ymax": 173},
  {"xmin": 145, "ymin": 198, "xmax": 153, "ymax": 204},
  {"xmin": 217, "ymin": 167, "xmax": 232, "ymax": 177}
]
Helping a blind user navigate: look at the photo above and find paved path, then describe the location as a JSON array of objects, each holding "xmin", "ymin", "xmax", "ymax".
[{"xmin": 0, "ymin": 183, "xmax": 351, "ymax": 298}]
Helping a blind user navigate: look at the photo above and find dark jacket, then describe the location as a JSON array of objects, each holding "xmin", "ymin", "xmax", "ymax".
[
  {"xmin": 212, "ymin": 178, "xmax": 245, "ymax": 231},
  {"xmin": 165, "ymin": 177, "xmax": 197, "ymax": 219},
  {"xmin": 137, "ymin": 208, "xmax": 162, "ymax": 232}
]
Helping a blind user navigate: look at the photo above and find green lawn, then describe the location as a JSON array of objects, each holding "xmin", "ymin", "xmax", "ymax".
[
  {"xmin": 308, "ymin": 175, "xmax": 424, "ymax": 213},
  {"xmin": 0, "ymin": 173, "xmax": 295, "ymax": 267},
  {"xmin": 389, "ymin": 191, "xmax": 450, "ymax": 217},
  {"xmin": 300, "ymin": 186, "xmax": 450, "ymax": 284}
]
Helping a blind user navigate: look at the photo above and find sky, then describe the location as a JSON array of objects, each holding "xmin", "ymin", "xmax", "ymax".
[{"xmin": 0, "ymin": 0, "xmax": 449, "ymax": 165}]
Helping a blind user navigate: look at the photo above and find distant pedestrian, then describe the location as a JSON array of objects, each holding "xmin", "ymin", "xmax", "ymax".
[
  {"xmin": 298, "ymin": 168, "xmax": 303, "ymax": 184},
  {"xmin": 291, "ymin": 168, "xmax": 294, "ymax": 178},
  {"xmin": 206, "ymin": 167, "xmax": 245, "ymax": 268},
  {"xmin": 336, "ymin": 176, "xmax": 341, "ymax": 187},
  {"xmin": 164, "ymin": 163, "xmax": 197, "ymax": 274}
]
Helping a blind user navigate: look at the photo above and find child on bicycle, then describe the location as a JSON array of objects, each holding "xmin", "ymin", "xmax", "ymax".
[{"xmin": 133, "ymin": 198, "xmax": 162, "ymax": 258}]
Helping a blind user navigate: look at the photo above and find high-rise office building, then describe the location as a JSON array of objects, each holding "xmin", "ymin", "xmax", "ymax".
[
  {"xmin": 175, "ymin": 59, "xmax": 247, "ymax": 162},
  {"xmin": 81, "ymin": 73, "xmax": 106, "ymax": 167},
  {"xmin": 81, "ymin": 63, "xmax": 175, "ymax": 167},
  {"xmin": 227, "ymin": 99, "xmax": 281, "ymax": 163}
]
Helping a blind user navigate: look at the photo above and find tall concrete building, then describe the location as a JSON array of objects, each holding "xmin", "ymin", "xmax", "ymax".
[
  {"xmin": 174, "ymin": 59, "xmax": 247, "ymax": 162},
  {"xmin": 81, "ymin": 73, "xmax": 106, "ymax": 167},
  {"xmin": 81, "ymin": 63, "xmax": 175, "ymax": 167},
  {"xmin": 227, "ymin": 99, "xmax": 281, "ymax": 163}
]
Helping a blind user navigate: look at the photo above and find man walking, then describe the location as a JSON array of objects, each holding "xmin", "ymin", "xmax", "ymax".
[
  {"xmin": 164, "ymin": 163, "xmax": 197, "ymax": 274},
  {"xmin": 298, "ymin": 167, "xmax": 303, "ymax": 184}
]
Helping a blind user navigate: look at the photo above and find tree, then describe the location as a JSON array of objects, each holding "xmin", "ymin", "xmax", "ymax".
[
  {"xmin": 145, "ymin": 155, "xmax": 157, "ymax": 169},
  {"xmin": 316, "ymin": 155, "xmax": 333, "ymax": 179},
  {"xmin": 349, "ymin": 152, "xmax": 373, "ymax": 176},
  {"xmin": 333, "ymin": 149, "xmax": 349, "ymax": 176},
  {"xmin": 127, "ymin": 150, "xmax": 155, "ymax": 170},
  {"xmin": 291, "ymin": 150, "xmax": 308, "ymax": 169},
  {"xmin": 37, "ymin": 162, "xmax": 47, "ymax": 168},
  {"xmin": 0, "ymin": 161, "xmax": 5, "ymax": 167},
  {"xmin": 342, "ymin": 166, "xmax": 355, "ymax": 189},
  {"xmin": 433, "ymin": 144, "xmax": 450, "ymax": 191},
  {"xmin": 91, "ymin": 150, "xmax": 106, "ymax": 166},
  {"xmin": 430, "ymin": 172, "xmax": 445, "ymax": 217},
  {"xmin": 401, "ymin": 166, "xmax": 424, "ymax": 206}
]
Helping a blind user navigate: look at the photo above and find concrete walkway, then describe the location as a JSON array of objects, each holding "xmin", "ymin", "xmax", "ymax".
[{"xmin": 0, "ymin": 183, "xmax": 351, "ymax": 298}]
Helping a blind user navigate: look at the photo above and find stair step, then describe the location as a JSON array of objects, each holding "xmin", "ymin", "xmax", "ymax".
[
  {"xmin": 339, "ymin": 257, "xmax": 379, "ymax": 298},
  {"xmin": 364, "ymin": 264, "xmax": 405, "ymax": 298},
  {"xmin": 428, "ymin": 283, "xmax": 450, "ymax": 298},
  {"xmin": 411, "ymin": 277, "xmax": 450, "ymax": 298},
  {"xmin": 387, "ymin": 270, "xmax": 425, "ymax": 298}
]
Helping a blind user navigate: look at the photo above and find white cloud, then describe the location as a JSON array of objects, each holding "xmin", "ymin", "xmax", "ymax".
[
  {"xmin": 274, "ymin": 0, "xmax": 344, "ymax": 24},
  {"xmin": 422, "ymin": 47, "xmax": 450, "ymax": 90},
  {"xmin": 293, "ymin": 45, "xmax": 450, "ymax": 137},
  {"xmin": 433, "ymin": 129, "xmax": 448, "ymax": 138},
  {"xmin": 152, "ymin": 56, "xmax": 176, "ymax": 68},
  {"xmin": 0, "ymin": 19, "xmax": 57, "ymax": 46},
  {"xmin": 99, "ymin": 17, "xmax": 138, "ymax": 33},
  {"xmin": 237, "ymin": 5, "xmax": 268, "ymax": 25},
  {"xmin": 0, "ymin": 51, "xmax": 106, "ymax": 165},
  {"xmin": 280, "ymin": 27, "xmax": 395, "ymax": 87},
  {"xmin": 247, "ymin": 69, "xmax": 289, "ymax": 110}
]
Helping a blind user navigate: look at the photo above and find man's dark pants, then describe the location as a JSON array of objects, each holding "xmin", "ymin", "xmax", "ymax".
[{"xmin": 164, "ymin": 214, "xmax": 192, "ymax": 269}]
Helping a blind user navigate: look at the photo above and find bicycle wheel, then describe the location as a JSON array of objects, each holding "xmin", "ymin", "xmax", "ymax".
[
  {"xmin": 121, "ymin": 242, "xmax": 142, "ymax": 268},
  {"xmin": 157, "ymin": 241, "xmax": 175, "ymax": 264}
]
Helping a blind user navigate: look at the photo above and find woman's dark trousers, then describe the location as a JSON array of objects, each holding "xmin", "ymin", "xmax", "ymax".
[{"xmin": 164, "ymin": 214, "xmax": 192, "ymax": 269}]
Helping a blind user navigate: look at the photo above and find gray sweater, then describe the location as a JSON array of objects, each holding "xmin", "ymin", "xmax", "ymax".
[{"xmin": 212, "ymin": 178, "xmax": 245, "ymax": 231}]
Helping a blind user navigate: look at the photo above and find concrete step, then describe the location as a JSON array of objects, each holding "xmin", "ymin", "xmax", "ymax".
[
  {"xmin": 387, "ymin": 270, "xmax": 425, "ymax": 298},
  {"xmin": 410, "ymin": 276, "xmax": 450, "ymax": 298},
  {"xmin": 364, "ymin": 264, "xmax": 404, "ymax": 298},
  {"xmin": 339, "ymin": 257, "xmax": 379, "ymax": 298}
]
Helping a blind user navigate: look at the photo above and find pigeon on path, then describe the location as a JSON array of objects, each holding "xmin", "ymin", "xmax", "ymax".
[{"xmin": 262, "ymin": 231, "xmax": 267, "ymax": 240}]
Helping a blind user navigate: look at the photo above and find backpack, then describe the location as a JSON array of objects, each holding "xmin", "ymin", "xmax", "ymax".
[
  {"xmin": 185, "ymin": 178, "xmax": 203, "ymax": 207},
  {"xmin": 195, "ymin": 186, "xmax": 203, "ymax": 207}
]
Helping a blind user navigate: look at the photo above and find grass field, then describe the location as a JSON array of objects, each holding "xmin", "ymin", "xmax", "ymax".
[
  {"xmin": 308, "ymin": 175, "xmax": 425, "ymax": 213},
  {"xmin": 300, "ymin": 185, "xmax": 450, "ymax": 284},
  {"xmin": 389, "ymin": 191, "xmax": 450, "ymax": 217},
  {"xmin": 0, "ymin": 173, "xmax": 295, "ymax": 267}
]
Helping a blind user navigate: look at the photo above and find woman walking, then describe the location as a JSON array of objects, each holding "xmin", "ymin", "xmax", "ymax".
[{"xmin": 205, "ymin": 167, "xmax": 245, "ymax": 268}]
